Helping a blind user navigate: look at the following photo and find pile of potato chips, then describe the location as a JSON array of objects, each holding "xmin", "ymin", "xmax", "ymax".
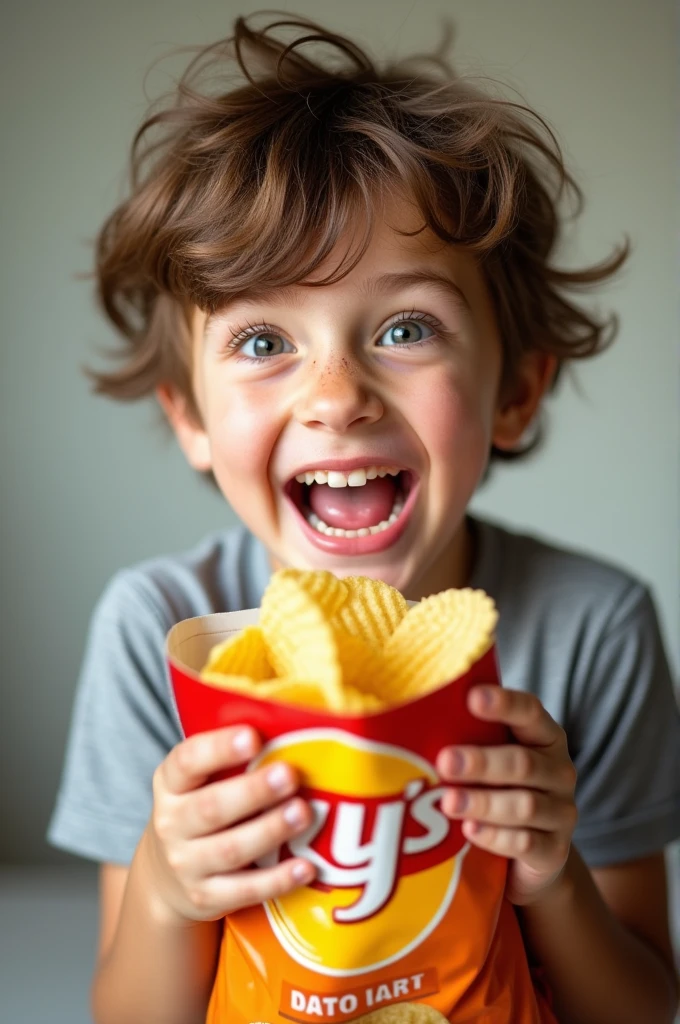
[{"xmin": 201, "ymin": 570, "xmax": 497, "ymax": 713}]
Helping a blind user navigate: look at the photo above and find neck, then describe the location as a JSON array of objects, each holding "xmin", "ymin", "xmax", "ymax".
[{"xmin": 402, "ymin": 517, "xmax": 475, "ymax": 602}]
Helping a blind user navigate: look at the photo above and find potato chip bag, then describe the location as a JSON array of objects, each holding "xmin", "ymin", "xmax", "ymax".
[{"xmin": 167, "ymin": 572, "xmax": 557, "ymax": 1024}]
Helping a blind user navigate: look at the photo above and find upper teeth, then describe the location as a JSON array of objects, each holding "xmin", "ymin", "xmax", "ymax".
[{"xmin": 294, "ymin": 466, "xmax": 401, "ymax": 488}]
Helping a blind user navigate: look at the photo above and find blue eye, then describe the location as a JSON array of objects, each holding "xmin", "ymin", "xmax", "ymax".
[
  {"xmin": 378, "ymin": 320, "xmax": 435, "ymax": 347},
  {"xmin": 240, "ymin": 332, "xmax": 294, "ymax": 358}
]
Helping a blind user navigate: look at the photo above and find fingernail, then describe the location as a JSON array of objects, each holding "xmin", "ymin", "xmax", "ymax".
[
  {"xmin": 477, "ymin": 687, "xmax": 493, "ymax": 709},
  {"xmin": 283, "ymin": 800, "xmax": 305, "ymax": 827},
  {"xmin": 267, "ymin": 763, "xmax": 291, "ymax": 791},
  {"xmin": 449, "ymin": 750, "xmax": 465, "ymax": 776},
  {"xmin": 292, "ymin": 861, "xmax": 313, "ymax": 883},
  {"xmin": 233, "ymin": 729, "xmax": 254, "ymax": 755}
]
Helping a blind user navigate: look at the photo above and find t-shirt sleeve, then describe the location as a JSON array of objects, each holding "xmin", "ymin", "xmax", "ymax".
[
  {"xmin": 47, "ymin": 570, "xmax": 183, "ymax": 865},
  {"xmin": 571, "ymin": 582, "xmax": 680, "ymax": 867}
]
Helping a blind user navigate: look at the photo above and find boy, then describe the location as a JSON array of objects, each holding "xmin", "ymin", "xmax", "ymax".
[{"xmin": 48, "ymin": 13, "xmax": 680, "ymax": 1024}]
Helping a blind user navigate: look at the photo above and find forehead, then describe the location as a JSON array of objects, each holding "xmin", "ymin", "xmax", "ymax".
[
  {"xmin": 196, "ymin": 193, "xmax": 488, "ymax": 332},
  {"xmin": 270, "ymin": 194, "xmax": 470, "ymax": 290}
]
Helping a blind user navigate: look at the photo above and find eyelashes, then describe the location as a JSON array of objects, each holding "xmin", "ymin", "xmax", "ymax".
[
  {"xmin": 223, "ymin": 320, "xmax": 280, "ymax": 352},
  {"xmin": 222, "ymin": 310, "xmax": 448, "ymax": 359}
]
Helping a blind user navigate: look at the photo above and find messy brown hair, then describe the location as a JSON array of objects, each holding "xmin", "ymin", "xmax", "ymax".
[{"xmin": 91, "ymin": 12, "xmax": 628, "ymax": 460}]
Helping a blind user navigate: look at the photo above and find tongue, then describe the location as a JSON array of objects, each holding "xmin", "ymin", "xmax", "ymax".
[{"xmin": 309, "ymin": 477, "xmax": 397, "ymax": 529}]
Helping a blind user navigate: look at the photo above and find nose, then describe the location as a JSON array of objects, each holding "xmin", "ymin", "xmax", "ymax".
[{"xmin": 294, "ymin": 357, "xmax": 384, "ymax": 433}]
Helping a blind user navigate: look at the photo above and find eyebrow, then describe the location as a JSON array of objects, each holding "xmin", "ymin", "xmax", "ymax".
[
  {"xmin": 205, "ymin": 268, "xmax": 471, "ymax": 331},
  {"xmin": 358, "ymin": 270, "xmax": 471, "ymax": 312}
]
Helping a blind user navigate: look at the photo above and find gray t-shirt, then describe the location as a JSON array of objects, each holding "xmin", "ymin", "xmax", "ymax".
[{"xmin": 48, "ymin": 517, "xmax": 680, "ymax": 869}]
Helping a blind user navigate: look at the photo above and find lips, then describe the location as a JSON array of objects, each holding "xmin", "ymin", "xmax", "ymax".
[{"xmin": 283, "ymin": 463, "xmax": 419, "ymax": 556}]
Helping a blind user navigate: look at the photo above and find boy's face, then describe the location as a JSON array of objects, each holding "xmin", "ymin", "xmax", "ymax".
[{"xmin": 173, "ymin": 197, "xmax": 544, "ymax": 597}]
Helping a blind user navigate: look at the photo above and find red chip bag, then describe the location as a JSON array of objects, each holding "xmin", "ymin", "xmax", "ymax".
[{"xmin": 167, "ymin": 579, "xmax": 556, "ymax": 1024}]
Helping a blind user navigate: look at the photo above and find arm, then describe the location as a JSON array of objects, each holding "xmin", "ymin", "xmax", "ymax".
[
  {"xmin": 437, "ymin": 686, "xmax": 679, "ymax": 1024},
  {"xmin": 91, "ymin": 725, "xmax": 316, "ymax": 1024},
  {"xmin": 519, "ymin": 848, "xmax": 678, "ymax": 1024},
  {"xmin": 92, "ymin": 850, "xmax": 222, "ymax": 1024}
]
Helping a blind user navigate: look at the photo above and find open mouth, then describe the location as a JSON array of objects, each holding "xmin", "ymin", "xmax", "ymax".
[{"xmin": 284, "ymin": 464, "xmax": 418, "ymax": 555}]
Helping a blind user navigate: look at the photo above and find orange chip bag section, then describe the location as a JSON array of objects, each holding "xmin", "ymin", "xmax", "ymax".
[{"xmin": 167, "ymin": 572, "xmax": 557, "ymax": 1024}]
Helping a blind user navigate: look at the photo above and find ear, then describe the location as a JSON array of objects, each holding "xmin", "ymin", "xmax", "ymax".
[
  {"xmin": 492, "ymin": 352, "xmax": 557, "ymax": 451},
  {"xmin": 156, "ymin": 384, "xmax": 212, "ymax": 472}
]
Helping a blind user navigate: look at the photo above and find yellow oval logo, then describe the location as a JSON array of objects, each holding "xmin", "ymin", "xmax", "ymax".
[{"xmin": 252, "ymin": 729, "xmax": 468, "ymax": 976}]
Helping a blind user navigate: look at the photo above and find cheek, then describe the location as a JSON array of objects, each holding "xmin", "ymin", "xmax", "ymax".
[
  {"xmin": 411, "ymin": 365, "xmax": 497, "ymax": 460},
  {"xmin": 205, "ymin": 386, "xmax": 281, "ymax": 483}
]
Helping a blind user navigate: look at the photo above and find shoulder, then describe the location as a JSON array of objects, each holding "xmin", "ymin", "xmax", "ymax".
[
  {"xmin": 94, "ymin": 524, "xmax": 269, "ymax": 635},
  {"xmin": 471, "ymin": 517, "xmax": 663, "ymax": 715},
  {"xmin": 473, "ymin": 519, "xmax": 680, "ymax": 867},
  {"xmin": 473, "ymin": 516, "xmax": 649, "ymax": 636}
]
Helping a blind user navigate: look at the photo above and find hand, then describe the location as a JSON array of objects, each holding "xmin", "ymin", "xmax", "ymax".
[
  {"xmin": 145, "ymin": 725, "xmax": 316, "ymax": 924},
  {"xmin": 436, "ymin": 686, "xmax": 578, "ymax": 906}
]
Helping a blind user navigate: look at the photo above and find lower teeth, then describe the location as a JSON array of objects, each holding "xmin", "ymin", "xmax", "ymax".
[{"xmin": 306, "ymin": 500, "xmax": 404, "ymax": 538}]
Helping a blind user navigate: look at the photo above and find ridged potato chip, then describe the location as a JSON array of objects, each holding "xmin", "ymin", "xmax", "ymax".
[
  {"xmin": 273, "ymin": 567, "xmax": 348, "ymax": 617},
  {"xmin": 260, "ymin": 571, "xmax": 344, "ymax": 709},
  {"xmin": 199, "ymin": 672, "xmax": 265, "ymax": 693},
  {"xmin": 201, "ymin": 571, "xmax": 497, "ymax": 715},
  {"xmin": 384, "ymin": 588, "xmax": 497, "ymax": 700},
  {"xmin": 334, "ymin": 682, "xmax": 384, "ymax": 713},
  {"xmin": 335, "ymin": 575, "xmax": 408, "ymax": 645},
  {"xmin": 333, "ymin": 630, "xmax": 391, "ymax": 706},
  {"xmin": 200, "ymin": 672, "xmax": 330, "ymax": 709},
  {"xmin": 202, "ymin": 626, "xmax": 273, "ymax": 681}
]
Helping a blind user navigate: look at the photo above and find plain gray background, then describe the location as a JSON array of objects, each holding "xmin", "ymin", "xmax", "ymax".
[
  {"xmin": 1, "ymin": 3, "xmax": 678, "ymax": 1021},
  {"xmin": 1, "ymin": 0, "xmax": 678, "ymax": 873}
]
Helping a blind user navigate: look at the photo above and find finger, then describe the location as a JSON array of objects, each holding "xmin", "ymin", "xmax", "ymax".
[
  {"xmin": 461, "ymin": 820, "xmax": 570, "ymax": 872},
  {"xmin": 160, "ymin": 727, "xmax": 261, "ymax": 795},
  {"xmin": 437, "ymin": 745, "xmax": 577, "ymax": 796},
  {"xmin": 441, "ymin": 786, "xmax": 578, "ymax": 832},
  {"xmin": 467, "ymin": 687, "xmax": 565, "ymax": 748},
  {"xmin": 201, "ymin": 858, "xmax": 316, "ymax": 914},
  {"xmin": 192, "ymin": 797, "xmax": 314, "ymax": 875},
  {"xmin": 184, "ymin": 760, "xmax": 300, "ymax": 838}
]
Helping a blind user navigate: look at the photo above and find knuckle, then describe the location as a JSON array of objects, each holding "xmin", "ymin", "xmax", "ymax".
[
  {"xmin": 152, "ymin": 765, "xmax": 165, "ymax": 799},
  {"xmin": 469, "ymin": 748, "xmax": 487, "ymax": 776},
  {"xmin": 218, "ymin": 833, "xmax": 241, "ymax": 872},
  {"xmin": 516, "ymin": 830, "xmax": 533, "ymax": 856},
  {"xmin": 165, "ymin": 846, "xmax": 185, "ymax": 874},
  {"xmin": 253, "ymin": 766, "xmax": 271, "ymax": 795},
  {"xmin": 480, "ymin": 825, "xmax": 496, "ymax": 848},
  {"xmin": 472, "ymin": 791, "xmax": 488, "ymax": 818},
  {"xmin": 236, "ymin": 876, "xmax": 261, "ymax": 907},
  {"xmin": 564, "ymin": 802, "xmax": 579, "ymax": 830},
  {"xmin": 528, "ymin": 699, "xmax": 544, "ymax": 725},
  {"xmin": 244, "ymin": 775, "xmax": 270, "ymax": 814},
  {"xmin": 196, "ymin": 787, "xmax": 222, "ymax": 830},
  {"xmin": 153, "ymin": 810, "xmax": 174, "ymax": 844},
  {"xmin": 563, "ymin": 760, "xmax": 578, "ymax": 791},
  {"xmin": 513, "ymin": 747, "xmax": 534, "ymax": 782},
  {"xmin": 175, "ymin": 740, "xmax": 196, "ymax": 778},
  {"xmin": 517, "ymin": 791, "xmax": 537, "ymax": 822},
  {"xmin": 187, "ymin": 886, "xmax": 208, "ymax": 912}
]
